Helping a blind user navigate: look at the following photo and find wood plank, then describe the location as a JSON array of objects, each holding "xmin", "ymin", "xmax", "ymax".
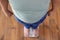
[
  {"xmin": 0, "ymin": 11, "xmax": 4, "ymax": 40},
  {"xmin": 48, "ymin": 8, "xmax": 58, "ymax": 40},
  {"xmin": 0, "ymin": 0, "xmax": 60, "ymax": 40}
]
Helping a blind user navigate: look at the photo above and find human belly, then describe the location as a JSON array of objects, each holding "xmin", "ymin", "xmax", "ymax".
[{"xmin": 13, "ymin": 9, "xmax": 47, "ymax": 23}]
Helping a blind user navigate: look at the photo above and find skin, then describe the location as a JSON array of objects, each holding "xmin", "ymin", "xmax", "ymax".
[
  {"xmin": 0, "ymin": 0, "xmax": 53, "ymax": 17},
  {"xmin": 0, "ymin": 0, "xmax": 13, "ymax": 17},
  {"xmin": 0, "ymin": 0, "xmax": 54, "ymax": 37}
]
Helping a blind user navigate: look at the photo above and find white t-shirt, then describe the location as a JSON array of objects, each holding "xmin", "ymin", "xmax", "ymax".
[{"xmin": 9, "ymin": 0, "xmax": 50, "ymax": 23}]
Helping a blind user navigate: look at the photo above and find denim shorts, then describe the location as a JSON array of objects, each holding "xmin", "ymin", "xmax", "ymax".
[{"xmin": 14, "ymin": 13, "xmax": 47, "ymax": 29}]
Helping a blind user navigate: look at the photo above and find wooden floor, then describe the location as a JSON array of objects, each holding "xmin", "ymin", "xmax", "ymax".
[{"xmin": 0, "ymin": 0, "xmax": 60, "ymax": 40}]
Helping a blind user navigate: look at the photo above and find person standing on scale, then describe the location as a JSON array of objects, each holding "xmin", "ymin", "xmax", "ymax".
[{"xmin": 0, "ymin": 0, "xmax": 53, "ymax": 37}]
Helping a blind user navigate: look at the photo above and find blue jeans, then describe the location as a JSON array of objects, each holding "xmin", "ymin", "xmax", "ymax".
[{"xmin": 14, "ymin": 13, "xmax": 47, "ymax": 29}]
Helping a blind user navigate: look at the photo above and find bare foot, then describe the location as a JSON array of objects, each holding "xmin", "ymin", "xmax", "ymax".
[
  {"xmin": 24, "ymin": 27, "xmax": 30, "ymax": 37},
  {"xmin": 33, "ymin": 28, "xmax": 39, "ymax": 37}
]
